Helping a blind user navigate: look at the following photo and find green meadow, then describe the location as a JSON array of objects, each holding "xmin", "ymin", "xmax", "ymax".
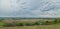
[{"xmin": 0, "ymin": 18, "xmax": 60, "ymax": 29}]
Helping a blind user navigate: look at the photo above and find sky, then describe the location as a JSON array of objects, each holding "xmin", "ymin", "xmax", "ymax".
[{"xmin": 0, "ymin": 0, "xmax": 60, "ymax": 18}]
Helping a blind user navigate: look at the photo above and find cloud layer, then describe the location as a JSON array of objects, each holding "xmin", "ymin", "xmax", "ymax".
[{"xmin": 0, "ymin": 0, "xmax": 60, "ymax": 17}]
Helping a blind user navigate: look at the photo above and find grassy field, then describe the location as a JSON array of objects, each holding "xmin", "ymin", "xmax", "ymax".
[
  {"xmin": 0, "ymin": 24, "xmax": 60, "ymax": 29},
  {"xmin": 15, "ymin": 24, "xmax": 60, "ymax": 29},
  {"xmin": 0, "ymin": 27, "xmax": 16, "ymax": 29},
  {"xmin": 0, "ymin": 18, "xmax": 60, "ymax": 29}
]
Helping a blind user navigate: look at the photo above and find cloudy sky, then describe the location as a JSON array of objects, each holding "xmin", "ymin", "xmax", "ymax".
[{"xmin": 0, "ymin": 0, "xmax": 60, "ymax": 17}]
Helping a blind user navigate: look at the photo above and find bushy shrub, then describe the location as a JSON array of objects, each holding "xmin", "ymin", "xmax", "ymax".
[
  {"xmin": 53, "ymin": 19, "xmax": 60, "ymax": 24},
  {"xmin": 3, "ymin": 19, "xmax": 60, "ymax": 27},
  {"xmin": 43, "ymin": 21, "xmax": 50, "ymax": 25},
  {"xmin": 16, "ymin": 22, "xmax": 35, "ymax": 26},
  {"xmin": 54, "ymin": 19, "xmax": 57, "ymax": 24},
  {"xmin": 25, "ymin": 22, "xmax": 36, "ymax": 26},
  {"xmin": 35, "ymin": 21, "xmax": 40, "ymax": 25},
  {"xmin": 3, "ymin": 22, "xmax": 16, "ymax": 27},
  {"xmin": 16, "ymin": 22, "xmax": 24, "ymax": 26}
]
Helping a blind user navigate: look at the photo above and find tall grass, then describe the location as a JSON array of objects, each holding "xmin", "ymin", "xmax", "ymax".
[{"xmin": 0, "ymin": 18, "xmax": 60, "ymax": 27}]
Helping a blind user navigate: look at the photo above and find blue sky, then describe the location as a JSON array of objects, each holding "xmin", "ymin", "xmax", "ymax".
[{"xmin": 0, "ymin": 0, "xmax": 60, "ymax": 17}]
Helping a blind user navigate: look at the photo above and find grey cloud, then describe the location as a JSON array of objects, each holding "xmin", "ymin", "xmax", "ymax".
[{"xmin": 0, "ymin": 0, "xmax": 60, "ymax": 17}]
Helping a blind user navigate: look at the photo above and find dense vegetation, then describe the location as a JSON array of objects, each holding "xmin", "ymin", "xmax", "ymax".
[{"xmin": 0, "ymin": 18, "xmax": 60, "ymax": 27}]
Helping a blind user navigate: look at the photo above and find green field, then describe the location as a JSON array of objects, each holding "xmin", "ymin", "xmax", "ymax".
[
  {"xmin": 16, "ymin": 24, "xmax": 60, "ymax": 29},
  {"xmin": 0, "ymin": 27, "xmax": 16, "ymax": 29},
  {"xmin": 0, "ymin": 18, "xmax": 60, "ymax": 29},
  {"xmin": 0, "ymin": 24, "xmax": 60, "ymax": 29}
]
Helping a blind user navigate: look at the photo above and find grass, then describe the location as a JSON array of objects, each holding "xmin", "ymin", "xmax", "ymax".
[
  {"xmin": 16, "ymin": 24, "xmax": 60, "ymax": 29},
  {"xmin": 0, "ymin": 24, "xmax": 60, "ymax": 29},
  {"xmin": 0, "ymin": 27, "xmax": 16, "ymax": 29},
  {"xmin": 0, "ymin": 24, "xmax": 57, "ymax": 29},
  {"xmin": 0, "ymin": 22, "xmax": 4, "ymax": 26},
  {"xmin": 0, "ymin": 18, "xmax": 60, "ymax": 29}
]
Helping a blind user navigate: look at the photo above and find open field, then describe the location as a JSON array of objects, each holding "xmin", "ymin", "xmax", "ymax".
[
  {"xmin": 0, "ymin": 24, "xmax": 60, "ymax": 29},
  {"xmin": 0, "ymin": 27, "xmax": 16, "ymax": 29},
  {"xmin": 16, "ymin": 24, "xmax": 60, "ymax": 29},
  {"xmin": 0, "ymin": 18, "xmax": 60, "ymax": 29}
]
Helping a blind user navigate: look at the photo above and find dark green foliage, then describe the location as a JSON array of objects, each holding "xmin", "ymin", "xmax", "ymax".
[
  {"xmin": 54, "ymin": 19, "xmax": 58, "ymax": 24},
  {"xmin": 0, "ymin": 20, "xmax": 2, "ymax": 22},
  {"xmin": 16, "ymin": 19, "xmax": 60, "ymax": 26},
  {"xmin": 43, "ymin": 21, "xmax": 52, "ymax": 25},
  {"xmin": 3, "ymin": 22, "xmax": 16, "ymax": 27},
  {"xmin": 24, "ymin": 23, "xmax": 33, "ymax": 26},
  {"xmin": 16, "ymin": 22, "xmax": 35, "ymax": 26},
  {"xmin": 0, "ymin": 18, "xmax": 60, "ymax": 27},
  {"xmin": 35, "ymin": 21, "xmax": 40, "ymax": 25},
  {"xmin": 16, "ymin": 22, "xmax": 24, "ymax": 26}
]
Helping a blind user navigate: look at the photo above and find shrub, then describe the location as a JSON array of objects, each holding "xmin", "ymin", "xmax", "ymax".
[
  {"xmin": 3, "ymin": 22, "xmax": 16, "ymax": 27},
  {"xmin": 24, "ymin": 23, "xmax": 32, "ymax": 26},
  {"xmin": 16, "ymin": 22, "xmax": 35, "ymax": 26},
  {"xmin": 35, "ymin": 21, "xmax": 40, "ymax": 25},
  {"xmin": 41, "ymin": 21, "xmax": 54, "ymax": 25},
  {"xmin": 24, "ymin": 22, "xmax": 35, "ymax": 26},
  {"xmin": 54, "ymin": 19, "xmax": 58, "ymax": 24},
  {"xmin": 16, "ymin": 22, "xmax": 24, "ymax": 26}
]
